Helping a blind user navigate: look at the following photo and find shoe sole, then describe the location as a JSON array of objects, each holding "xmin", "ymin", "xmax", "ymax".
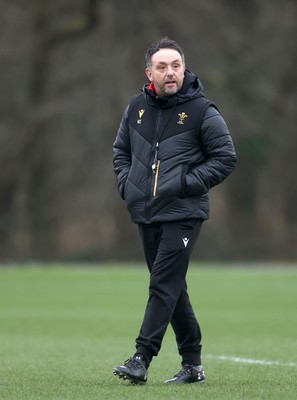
[
  {"xmin": 113, "ymin": 368, "xmax": 147, "ymax": 385},
  {"xmin": 164, "ymin": 379, "xmax": 206, "ymax": 384}
]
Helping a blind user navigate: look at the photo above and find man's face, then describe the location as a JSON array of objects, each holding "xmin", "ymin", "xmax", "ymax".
[{"xmin": 145, "ymin": 48, "xmax": 186, "ymax": 97}]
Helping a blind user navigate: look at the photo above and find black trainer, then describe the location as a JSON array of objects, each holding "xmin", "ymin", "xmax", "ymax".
[
  {"xmin": 164, "ymin": 364, "xmax": 205, "ymax": 384},
  {"xmin": 113, "ymin": 356, "xmax": 148, "ymax": 384}
]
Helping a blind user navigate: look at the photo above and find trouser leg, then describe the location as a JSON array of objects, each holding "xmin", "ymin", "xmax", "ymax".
[
  {"xmin": 136, "ymin": 219, "xmax": 203, "ymax": 365},
  {"xmin": 170, "ymin": 284, "xmax": 202, "ymax": 365}
]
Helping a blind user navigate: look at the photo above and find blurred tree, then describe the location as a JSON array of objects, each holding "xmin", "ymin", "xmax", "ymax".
[{"xmin": 0, "ymin": 0, "xmax": 296, "ymax": 261}]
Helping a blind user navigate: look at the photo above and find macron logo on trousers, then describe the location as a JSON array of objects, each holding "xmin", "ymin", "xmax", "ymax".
[{"xmin": 182, "ymin": 238, "xmax": 190, "ymax": 248}]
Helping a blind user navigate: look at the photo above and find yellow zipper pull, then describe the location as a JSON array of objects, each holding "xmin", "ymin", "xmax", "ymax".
[{"xmin": 153, "ymin": 160, "xmax": 160, "ymax": 197}]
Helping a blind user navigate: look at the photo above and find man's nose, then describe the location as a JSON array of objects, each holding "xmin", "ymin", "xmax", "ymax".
[{"xmin": 166, "ymin": 66, "xmax": 174, "ymax": 75}]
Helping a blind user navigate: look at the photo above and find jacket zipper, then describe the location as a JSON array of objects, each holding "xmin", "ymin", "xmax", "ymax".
[
  {"xmin": 145, "ymin": 109, "xmax": 162, "ymax": 221},
  {"xmin": 152, "ymin": 141, "xmax": 160, "ymax": 197},
  {"xmin": 150, "ymin": 110, "xmax": 162, "ymax": 199},
  {"xmin": 153, "ymin": 160, "xmax": 160, "ymax": 197},
  {"xmin": 145, "ymin": 103, "xmax": 177, "ymax": 221}
]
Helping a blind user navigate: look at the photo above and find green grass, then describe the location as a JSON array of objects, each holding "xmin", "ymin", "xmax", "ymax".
[{"xmin": 0, "ymin": 263, "xmax": 296, "ymax": 399}]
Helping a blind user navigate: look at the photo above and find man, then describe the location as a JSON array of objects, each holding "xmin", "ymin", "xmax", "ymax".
[{"xmin": 112, "ymin": 37, "xmax": 237, "ymax": 385}]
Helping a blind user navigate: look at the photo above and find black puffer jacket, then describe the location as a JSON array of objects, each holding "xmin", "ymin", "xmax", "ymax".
[{"xmin": 113, "ymin": 70, "xmax": 237, "ymax": 224}]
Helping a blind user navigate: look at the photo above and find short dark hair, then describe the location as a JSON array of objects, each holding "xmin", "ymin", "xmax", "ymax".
[{"xmin": 145, "ymin": 37, "xmax": 185, "ymax": 69}]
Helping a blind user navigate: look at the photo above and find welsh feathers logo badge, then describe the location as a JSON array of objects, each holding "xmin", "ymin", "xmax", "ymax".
[{"xmin": 177, "ymin": 112, "xmax": 188, "ymax": 125}]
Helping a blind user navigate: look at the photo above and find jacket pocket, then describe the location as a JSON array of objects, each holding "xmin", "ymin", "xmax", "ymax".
[
  {"xmin": 184, "ymin": 170, "xmax": 208, "ymax": 196},
  {"xmin": 157, "ymin": 164, "xmax": 187, "ymax": 198}
]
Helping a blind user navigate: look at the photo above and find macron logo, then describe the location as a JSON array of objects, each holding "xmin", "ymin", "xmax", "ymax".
[{"xmin": 182, "ymin": 238, "xmax": 190, "ymax": 248}]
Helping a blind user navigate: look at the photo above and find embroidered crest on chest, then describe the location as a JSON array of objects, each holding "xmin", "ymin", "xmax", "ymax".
[{"xmin": 177, "ymin": 112, "xmax": 188, "ymax": 125}]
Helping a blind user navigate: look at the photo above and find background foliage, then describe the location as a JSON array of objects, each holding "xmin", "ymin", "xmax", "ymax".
[{"xmin": 1, "ymin": 0, "xmax": 296, "ymax": 261}]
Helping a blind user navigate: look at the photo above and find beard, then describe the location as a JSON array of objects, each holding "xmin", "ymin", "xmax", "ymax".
[{"xmin": 158, "ymin": 81, "xmax": 183, "ymax": 97}]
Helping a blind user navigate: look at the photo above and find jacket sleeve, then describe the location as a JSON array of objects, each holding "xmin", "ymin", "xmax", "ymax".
[
  {"xmin": 185, "ymin": 106, "xmax": 237, "ymax": 196},
  {"xmin": 113, "ymin": 105, "xmax": 131, "ymax": 199}
]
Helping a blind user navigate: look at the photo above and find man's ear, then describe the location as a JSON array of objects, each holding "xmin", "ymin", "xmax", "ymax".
[{"xmin": 145, "ymin": 68, "xmax": 153, "ymax": 82}]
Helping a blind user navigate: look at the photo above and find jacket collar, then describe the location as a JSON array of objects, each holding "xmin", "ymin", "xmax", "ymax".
[{"xmin": 142, "ymin": 70, "xmax": 204, "ymax": 108}]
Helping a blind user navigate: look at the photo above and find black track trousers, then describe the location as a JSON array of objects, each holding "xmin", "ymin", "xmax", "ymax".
[{"xmin": 136, "ymin": 219, "xmax": 203, "ymax": 366}]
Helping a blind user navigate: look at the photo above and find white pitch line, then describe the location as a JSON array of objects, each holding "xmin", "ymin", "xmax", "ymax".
[{"xmin": 206, "ymin": 354, "xmax": 297, "ymax": 368}]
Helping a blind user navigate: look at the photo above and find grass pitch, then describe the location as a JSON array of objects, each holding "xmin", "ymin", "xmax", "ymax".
[{"xmin": 0, "ymin": 263, "xmax": 296, "ymax": 399}]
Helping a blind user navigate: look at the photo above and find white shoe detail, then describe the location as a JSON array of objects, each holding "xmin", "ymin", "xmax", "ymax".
[{"xmin": 164, "ymin": 377, "xmax": 178, "ymax": 383}]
